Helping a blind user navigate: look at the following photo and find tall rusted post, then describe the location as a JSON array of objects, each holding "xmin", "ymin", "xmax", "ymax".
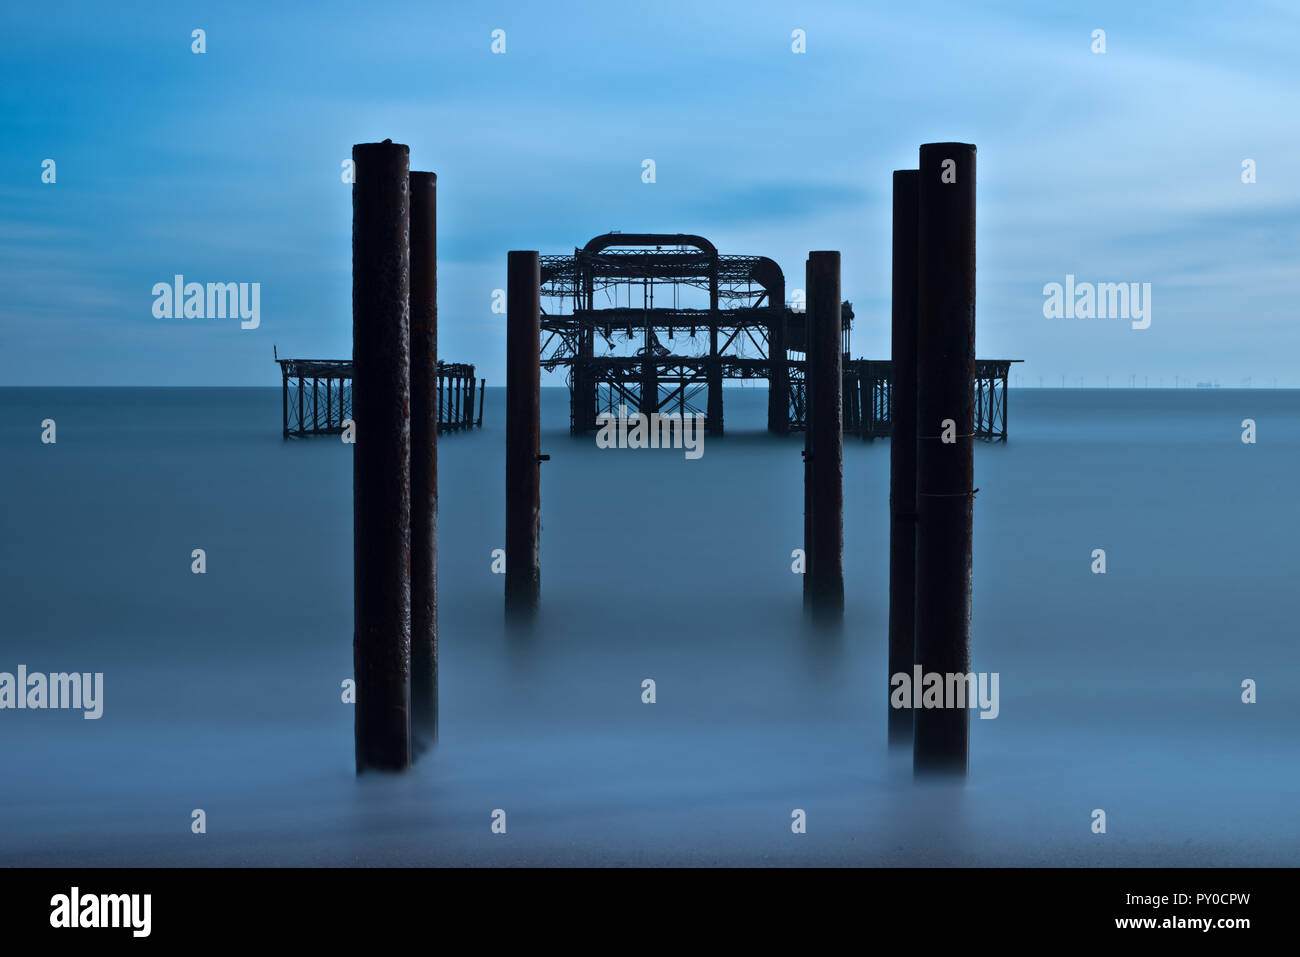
[
  {"xmin": 914, "ymin": 142, "xmax": 976, "ymax": 777},
  {"xmin": 409, "ymin": 170, "xmax": 438, "ymax": 753},
  {"xmin": 477, "ymin": 378, "xmax": 485, "ymax": 427},
  {"xmin": 505, "ymin": 251, "xmax": 542, "ymax": 617},
  {"xmin": 803, "ymin": 251, "xmax": 844, "ymax": 619},
  {"xmin": 706, "ymin": 258, "xmax": 723, "ymax": 435},
  {"xmin": 575, "ymin": 266, "xmax": 596, "ymax": 433},
  {"xmin": 888, "ymin": 170, "xmax": 919, "ymax": 749},
  {"xmin": 641, "ymin": 354, "xmax": 658, "ymax": 416},
  {"xmin": 352, "ymin": 139, "xmax": 412, "ymax": 773},
  {"xmin": 767, "ymin": 273, "xmax": 788, "ymax": 433}
]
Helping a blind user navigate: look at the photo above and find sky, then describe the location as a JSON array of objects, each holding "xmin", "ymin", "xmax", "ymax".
[{"xmin": 0, "ymin": 0, "xmax": 1296, "ymax": 387}]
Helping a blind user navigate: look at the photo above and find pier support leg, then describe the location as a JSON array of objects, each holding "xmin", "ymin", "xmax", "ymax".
[
  {"xmin": 409, "ymin": 170, "xmax": 438, "ymax": 753},
  {"xmin": 914, "ymin": 142, "xmax": 976, "ymax": 777},
  {"xmin": 767, "ymin": 278, "xmax": 788, "ymax": 434},
  {"xmin": 641, "ymin": 361, "xmax": 658, "ymax": 416},
  {"xmin": 803, "ymin": 251, "xmax": 844, "ymax": 620},
  {"xmin": 505, "ymin": 251, "xmax": 542, "ymax": 618},
  {"xmin": 351, "ymin": 139, "xmax": 412, "ymax": 774},
  {"xmin": 574, "ymin": 270, "xmax": 596, "ymax": 435},
  {"xmin": 889, "ymin": 170, "xmax": 920, "ymax": 749},
  {"xmin": 707, "ymin": 329, "xmax": 723, "ymax": 435}
]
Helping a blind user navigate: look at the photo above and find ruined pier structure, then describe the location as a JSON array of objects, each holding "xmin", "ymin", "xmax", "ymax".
[
  {"xmin": 538, "ymin": 233, "xmax": 1016, "ymax": 440},
  {"xmin": 276, "ymin": 356, "xmax": 484, "ymax": 438}
]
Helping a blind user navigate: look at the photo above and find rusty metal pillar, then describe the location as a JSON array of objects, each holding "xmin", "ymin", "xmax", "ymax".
[
  {"xmin": 914, "ymin": 142, "xmax": 976, "ymax": 777},
  {"xmin": 584, "ymin": 327, "xmax": 596, "ymax": 431},
  {"xmin": 506, "ymin": 251, "xmax": 542, "ymax": 617},
  {"xmin": 706, "ymin": 255, "xmax": 723, "ymax": 435},
  {"xmin": 803, "ymin": 251, "xmax": 844, "ymax": 619},
  {"xmin": 351, "ymin": 139, "xmax": 412, "ymax": 774},
  {"xmin": 767, "ymin": 275, "xmax": 788, "ymax": 433},
  {"xmin": 640, "ymin": 350, "xmax": 658, "ymax": 416},
  {"xmin": 573, "ymin": 262, "xmax": 596, "ymax": 434},
  {"xmin": 888, "ymin": 169, "xmax": 920, "ymax": 750},
  {"xmin": 409, "ymin": 170, "xmax": 438, "ymax": 754}
]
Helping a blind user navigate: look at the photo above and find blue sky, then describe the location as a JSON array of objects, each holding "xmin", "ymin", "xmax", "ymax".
[{"xmin": 1, "ymin": 0, "xmax": 1296, "ymax": 386}]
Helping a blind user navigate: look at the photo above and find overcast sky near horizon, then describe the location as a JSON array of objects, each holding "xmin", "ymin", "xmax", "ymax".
[{"xmin": 1, "ymin": 0, "xmax": 1296, "ymax": 387}]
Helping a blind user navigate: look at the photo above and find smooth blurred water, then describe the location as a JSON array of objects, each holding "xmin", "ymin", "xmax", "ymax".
[{"xmin": 0, "ymin": 386, "xmax": 1296, "ymax": 866}]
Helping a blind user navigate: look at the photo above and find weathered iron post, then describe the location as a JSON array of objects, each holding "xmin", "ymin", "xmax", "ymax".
[
  {"xmin": 706, "ymin": 255, "xmax": 723, "ymax": 435},
  {"xmin": 803, "ymin": 251, "xmax": 844, "ymax": 619},
  {"xmin": 409, "ymin": 170, "xmax": 438, "ymax": 753},
  {"xmin": 767, "ymin": 272, "xmax": 788, "ymax": 434},
  {"xmin": 888, "ymin": 169, "xmax": 919, "ymax": 749},
  {"xmin": 505, "ymin": 251, "xmax": 542, "ymax": 617},
  {"xmin": 914, "ymin": 142, "xmax": 976, "ymax": 777},
  {"xmin": 576, "ymin": 266, "xmax": 596, "ymax": 433},
  {"xmin": 640, "ymin": 318, "xmax": 658, "ymax": 417},
  {"xmin": 352, "ymin": 139, "xmax": 412, "ymax": 773}
]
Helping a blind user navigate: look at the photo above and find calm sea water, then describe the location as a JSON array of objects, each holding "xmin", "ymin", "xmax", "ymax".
[{"xmin": 1, "ymin": 386, "xmax": 1297, "ymax": 866}]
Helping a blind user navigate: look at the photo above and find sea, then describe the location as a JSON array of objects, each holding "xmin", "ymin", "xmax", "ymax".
[{"xmin": 1, "ymin": 386, "xmax": 1297, "ymax": 866}]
